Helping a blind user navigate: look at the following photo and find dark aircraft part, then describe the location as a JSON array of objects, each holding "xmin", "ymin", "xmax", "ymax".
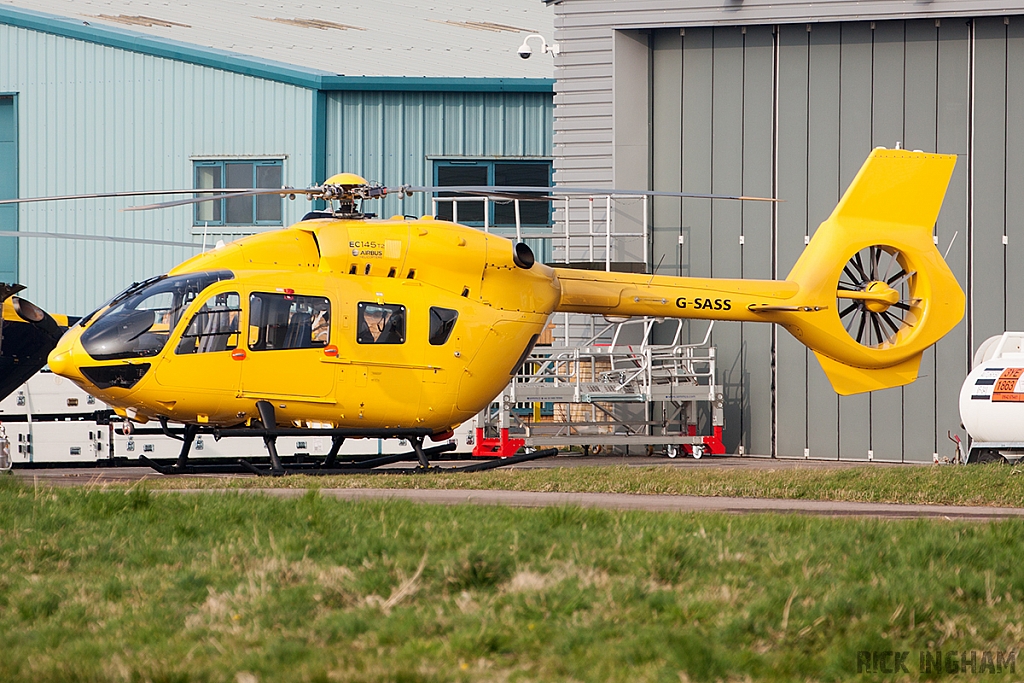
[
  {"xmin": 176, "ymin": 425, "xmax": 198, "ymax": 470},
  {"xmin": 139, "ymin": 441, "xmax": 457, "ymax": 476},
  {"xmin": 512, "ymin": 242, "xmax": 535, "ymax": 270},
  {"xmin": 0, "ymin": 287, "xmax": 67, "ymax": 403},
  {"xmin": 449, "ymin": 448, "xmax": 558, "ymax": 472},
  {"xmin": 256, "ymin": 400, "xmax": 286, "ymax": 475},
  {"xmin": 410, "ymin": 436, "xmax": 430, "ymax": 468},
  {"xmin": 322, "ymin": 435, "xmax": 345, "ymax": 468},
  {"xmin": 79, "ymin": 363, "xmax": 151, "ymax": 390},
  {"xmin": 137, "ymin": 430, "xmax": 559, "ymax": 475}
]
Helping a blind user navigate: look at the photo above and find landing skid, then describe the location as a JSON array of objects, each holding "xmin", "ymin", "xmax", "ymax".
[
  {"xmin": 143, "ymin": 402, "xmax": 558, "ymax": 476},
  {"xmin": 140, "ymin": 444, "xmax": 559, "ymax": 476}
]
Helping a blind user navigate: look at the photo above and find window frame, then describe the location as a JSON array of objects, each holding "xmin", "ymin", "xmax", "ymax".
[
  {"xmin": 247, "ymin": 292, "xmax": 331, "ymax": 352},
  {"xmin": 193, "ymin": 159, "xmax": 284, "ymax": 227},
  {"xmin": 356, "ymin": 302, "xmax": 407, "ymax": 345},
  {"xmin": 174, "ymin": 291, "xmax": 243, "ymax": 356},
  {"xmin": 428, "ymin": 306, "xmax": 459, "ymax": 346}
]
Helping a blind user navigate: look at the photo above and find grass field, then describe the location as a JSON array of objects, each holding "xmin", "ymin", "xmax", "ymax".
[
  {"xmin": 131, "ymin": 461, "xmax": 1024, "ymax": 508},
  {"xmin": 2, "ymin": 476, "xmax": 1024, "ymax": 682}
]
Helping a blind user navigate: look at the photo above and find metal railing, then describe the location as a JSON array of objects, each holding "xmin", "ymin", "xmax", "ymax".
[
  {"xmin": 431, "ymin": 193, "xmax": 649, "ymax": 269},
  {"xmin": 510, "ymin": 319, "xmax": 717, "ymax": 408}
]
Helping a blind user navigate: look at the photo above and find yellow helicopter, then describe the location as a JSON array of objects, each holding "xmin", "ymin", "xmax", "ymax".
[{"xmin": 2, "ymin": 148, "xmax": 964, "ymax": 474}]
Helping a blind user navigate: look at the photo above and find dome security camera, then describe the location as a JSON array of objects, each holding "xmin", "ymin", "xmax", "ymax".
[{"xmin": 514, "ymin": 34, "xmax": 558, "ymax": 60}]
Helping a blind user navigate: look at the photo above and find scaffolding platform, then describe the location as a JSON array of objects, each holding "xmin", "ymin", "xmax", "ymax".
[{"xmin": 473, "ymin": 318, "xmax": 725, "ymax": 459}]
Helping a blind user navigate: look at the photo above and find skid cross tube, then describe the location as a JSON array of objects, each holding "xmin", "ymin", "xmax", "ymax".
[
  {"xmin": 322, "ymin": 436, "xmax": 345, "ymax": 468},
  {"xmin": 255, "ymin": 400, "xmax": 285, "ymax": 475}
]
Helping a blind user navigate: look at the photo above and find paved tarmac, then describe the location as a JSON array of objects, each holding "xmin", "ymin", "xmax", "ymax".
[
  {"xmin": 161, "ymin": 487, "xmax": 1024, "ymax": 521},
  {"xmin": 10, "ymin": 454, "xmax": 909, "ymax": 487},
  {"xmin": 9, "ymin": 458, "xmax": 1022, "ymax": 520}
]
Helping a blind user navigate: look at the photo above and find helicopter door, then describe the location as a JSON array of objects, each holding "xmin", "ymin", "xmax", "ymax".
[
  {"xmin": 153, "ymin": 290, "xmax": 244, "ymax": 419},
  {"xmin": 240, "ymin": 292, "xmax": 335, "ymax": 400}
]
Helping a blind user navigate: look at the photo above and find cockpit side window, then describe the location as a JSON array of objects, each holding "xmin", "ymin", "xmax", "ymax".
[
  {"xmin": 175, "ymin": 292, "xmax": 242, "ymax": 355},
  {"xmin": 248, "ymin": 293, "xmax": 330, "ymax": 351},
  {"xmin": 80, "ymin": 271, "xmax": 234, "ymax": 361},
  {"xmin": 357, "ymin": 302, "xmax": 406, "ymax": 344},
  {"xmin": 428, "ymin": 307, "xmax": 458, "ymax": 345}
]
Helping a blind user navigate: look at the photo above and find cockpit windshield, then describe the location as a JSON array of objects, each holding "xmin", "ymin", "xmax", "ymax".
[{"xmin": 80, "ymin": 271, "xmax": 234, "ymax": 361}]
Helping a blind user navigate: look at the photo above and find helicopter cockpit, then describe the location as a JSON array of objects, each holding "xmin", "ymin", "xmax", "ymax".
[{"xmin": 79, "ymin": 271, "xmax": 234, "ymax": 361}]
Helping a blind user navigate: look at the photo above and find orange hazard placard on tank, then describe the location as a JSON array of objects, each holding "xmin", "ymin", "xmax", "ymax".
[{"xmin": 992, "ymin": 368, "xmax": 1024, "ymax": 402}]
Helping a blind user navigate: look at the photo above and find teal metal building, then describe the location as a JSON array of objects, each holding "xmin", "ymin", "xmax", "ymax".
[{"xmin": 0, "ymin": 2, "xmax": 554, "ymax": 314}]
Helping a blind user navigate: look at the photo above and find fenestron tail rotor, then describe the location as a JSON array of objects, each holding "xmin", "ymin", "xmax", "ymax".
[
  {"xmin": 836, "ymin": 245, "xmax": 920, "ymax": 349},
  {"xmin": 773, "ymin": 149, "xmax": 962, "ymax": 395}
]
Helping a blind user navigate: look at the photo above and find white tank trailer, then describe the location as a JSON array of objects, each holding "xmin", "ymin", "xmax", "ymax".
[{"xmin": 959, "ymin": 332, "xmax": 1024, "ymax": 463}]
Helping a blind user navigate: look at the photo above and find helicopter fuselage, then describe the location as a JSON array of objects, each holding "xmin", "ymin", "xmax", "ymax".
[{"xmin": 48, "ymin": 216, "xmax": 559, "ymax": 432}]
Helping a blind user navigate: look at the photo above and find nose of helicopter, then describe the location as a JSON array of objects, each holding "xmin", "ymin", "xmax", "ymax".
[{"xmin": 47, "ymin": 327, "xmax": 88, "ymax": 385}]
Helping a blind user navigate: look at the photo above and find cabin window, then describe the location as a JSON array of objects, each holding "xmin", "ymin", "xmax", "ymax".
[
  {"xmin": 248, "ymin": 293, "xmax": 330, "ymax": 351},
  {"xmin": 357, "ymin": 302, "xmax": 406, "ymax": 344},
  {"xmin": 194, "ymin": 160, "xmax": 283, "ymax": 226},
  {"xmin": 428, "ymin": 307, "xmax": 458, "ymax": 345},
  {"xmin": 175, "ymin": 292, "xmax": 241, "ymax": 355}
]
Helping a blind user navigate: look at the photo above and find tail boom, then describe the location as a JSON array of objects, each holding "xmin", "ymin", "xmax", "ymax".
[
  {"xmin": 549, "ymin": 149, "xmax": 963, "ymax": 396},
  {"xmin": 553, "ymin": 269, "xmax": 798, "ymax": 322}
]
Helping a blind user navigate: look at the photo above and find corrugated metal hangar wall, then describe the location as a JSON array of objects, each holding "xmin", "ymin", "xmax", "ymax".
[
  {"xmin": 0, "ymin": 21, "xmax": 315, "ymax": 317},
  {"xmin": 0, "ymin": 6, "xmax": 553, "ymax": 317},
  {"xmin": 550, "ymin": 1, "xmax": 1024, "ymax": 459}
]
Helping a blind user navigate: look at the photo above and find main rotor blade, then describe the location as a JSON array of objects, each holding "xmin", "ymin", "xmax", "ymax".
[
  {"xmin": 0, "ymin": 231, "xmax": 201, "ymax": 248},
  {"xmin": 0, "ymin": 188, "xmax": 272, "ymax": 206},
  {"xmin": 439, "ymin": 189, "xmax": 561, "ymax": 203},
  {"xmin": 406, "ymin": 185, "xmax": 781, "ymax": 202},
  {"xmin": 121, "ymin": 188, "xmax": 312, "ymax": 212}
]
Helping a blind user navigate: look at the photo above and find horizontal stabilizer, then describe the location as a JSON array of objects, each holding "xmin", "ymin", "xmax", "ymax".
[{"xmin": 814, "ymin": 351, "xmax": 923, "ymax": 396}]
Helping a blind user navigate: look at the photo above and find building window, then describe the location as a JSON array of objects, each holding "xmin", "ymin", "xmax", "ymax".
[
  {"xmin": 433, "ymin": 160, "xmax": 551, "ymax": 227},
  {"xmin": 194, "ymin": 160, "xmax": 283, "ymax": 226},
  {"xmin": 248, "ymin": 292, "xmax": 330, "ymax": 351}
]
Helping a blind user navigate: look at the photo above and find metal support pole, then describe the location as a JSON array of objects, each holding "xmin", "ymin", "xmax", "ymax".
[
  {"xmin": 514, "ymin": 199, "xmax": 522, "ymax": 242},
  {"xmin": 643, "ymin": 194, "xmax": 649, "ymax": 271},
  {"xmin": 588, "ymin": 197, "xmax": 594, "ymax": 262},
  {"xmin": 605, "ymin": 196, "xmax": 612, "ymax": 272},
  {"xmin": 564, "ymin": 196, "xmax": 571, "ymax": 264}
]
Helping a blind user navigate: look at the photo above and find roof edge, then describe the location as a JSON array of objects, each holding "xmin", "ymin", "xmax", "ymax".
[
  {"xmin": 0, "ymin": 4, "xmax": 330, "ymax": 89},
  {"xmin": 0, "ymin": 5, "xmax": 555, "ymax": 93},
  {"xmin": 320, "ymin": 77, "xmax": 554, "ymax": 92}
]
